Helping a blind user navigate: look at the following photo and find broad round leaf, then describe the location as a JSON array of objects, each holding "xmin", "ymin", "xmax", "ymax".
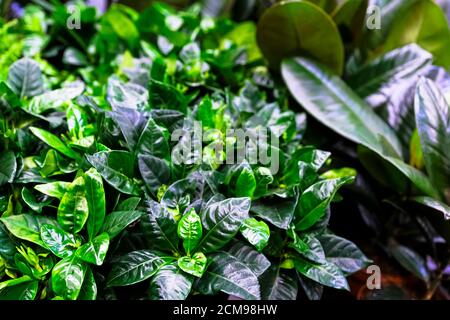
[
  {"xmin": 257, "ymin": 0, "xmax": 344, "ymax": 74},
  {"xmin": 7, "ymin": 58, "xmax": 44, "ymax": 99}
]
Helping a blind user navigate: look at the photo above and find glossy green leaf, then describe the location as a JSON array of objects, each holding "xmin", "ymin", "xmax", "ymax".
[
  {"xmin": 141, "ymin": 200, "xmax": 178, "ymax": 252},
  {"xmin": 30, "ymin": 127, "xmax": 80, "ymax": 160},
  {"xmin": 197, "ymin": 197, "xmax": 251, "ymax": 253},
  {"xmin": 40, "ymin": 224, "xmax": 79, "ymax": 259},
  {"xmin": 149, "ymin": 263, "xmax": 193, "ymax": 300},
  {"xmin": 0, "ymin": 279, "xmax": 38, "ymax": 300},
  {"xmin": 107, "ymin": 250, "xmax": 174, "ymax": 287},
  {"xmin": 177, "ymin": 208, "xmax": 202, "ymax": 255},
  {"xmin": 296, "ymin": 177, "xmax": 354, "ymax": 230},
  {"xmin": 0, "ymin": 224, "xmax": 17, "ymax": 262},
  {"xmin": 136, "ymin": 117, "xmax": 170, "ymax": 159},
  {"xmin": 177, "ymin": 252, "xmax": 207, "ymax": 278},
  {"xmin": 318, "ymin": 234, "xmax": 371, "ymax": 274},
  {"xmin": 34, "ymin": 181, "xmax": 70, "ymax": 199},
  {"xmin": 196, "ymin": 252, "xmax": 261, "ymax": 300},
  {"xmin": 347, "ymin": 44, "xmax": 432, "ymax": 102},
  {"xmin": 251, "ymin": 195, "xmax": 298, "ymax": 230},
  {"xmin": 235, "ymin": 167, "xmax": 256, "ymax": 198},
  {"xmin": 52, "ymin": 255, "xmax": 87, "ymax": 300},
  {"xmin": 57, "ymin": 176, "xmax": 89, "ymax": 234},
  {"xmin": 257, "ymin": 0, "xmax": 344, "ymax": 73},
  {"xmin": 7, "ymin": 58, "xmax": 43, "ymax": 99},
  {"xmin": 288, "ymin": 231, "xmax": 326, "ymax": 264},
  {"xmin": 294, "ymin": 257, "xmax": 349, "ymax": 290},
  {"xmin": 0, "ymin": 151, "xmax": 17, "ymax": 187},
  {"xmin": 21, "ymin": 187, "xmax": 50, "ymax": 213},
  {"xmin": 260, "ymin": 265, "xmax": 298, "ymax": 300},
  {"xmin": 84, "ymin": 168, "xmax": 106, "ymax": 240},
  {"xmin": 0, "ymin": 214, "xmax": 58, "ymax": 248},
  {"xmin": 414, "ymin": 78, "xmax": 450, "ymax": 199},
  {"xmin": 138, "ymin": 154, "xmax": 170, "ymax": 197},
  {"xmin": 282, "ymin": 57, "xmax": 403, "ymax": 158},
  {"xmin": 78, "ymin": 267, "xmax": 97, "ymax": 300},
  {"xmin": 239, "ymin": 218, "xmax": 270, "ymax": 252},
  {"xmin": 75, "ymin": 233, "xmax": 110, "ymax": 266},
  {"xmin": 227, "ymin": 241, "xmax": 270, "ymax": 277},
  {"xmin": 87, "ymin": 151, "xmax": 140, "ymax": 196},
  {"xmin": 282, "ymin": 57, "xmax": 438, "ymax": 198},
  {"xmin": 100, "ymin": 210, "xmax": 143, "ymax": 239},
  {"xmin": 109, "ymin": 107, "xmax": 147, "ymax": 151}
]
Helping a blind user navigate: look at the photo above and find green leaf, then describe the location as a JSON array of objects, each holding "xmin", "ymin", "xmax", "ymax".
[
  {"xmin": 196, "ymin": 252, "xmax": 261, "ymax": 300},
  {"xmin": 414, "ymin": 78, "xmax": 450, "ymax": 199},
  {"xmin": 141, "ymin": 200, "xmax": 178, "ymax": 252},
  {"xmin": 197, "ymin": 197, "xmax": 251, "ymax": 253},
  {"xmin": 7, "ymin": 58, "xmax": 43, "ymax": 99},
  {"xmin": 177, "ymin": 208, "xmax": 202, "ymax": 255},
  {"xmin": 21, "ymin": 187, "xmax": 50, "ymax": 213},
  {"xmin": 390, "ymin": 244, "xmax": 430, "ymax": 283},
  {"xmin": 149, "ymin": 263, "xmax": 193, "ymax": 300},
  {"xmin": 235, "ymin": 167, "xmax": 256, "ymax": 198},
  {"xmin": 117, "ymin": 197, "xmax": 141, "ymax": 212},
  {"xmin": 40, "ymin": 224, "xmax": 79, "ymax": 259},
  {"xmin": 281, "ymin": 57, "xmax": 403, "ymax": 158},
  {"xmin": 109, "ymin": 107, "xmax": 146, "ymax": 151},
  {"xmin": 283, "ymin": 57, "xmax": 440, "ymax": 198},
  {"xmin": 0, "ymin": 224, "xmax": 17, "ymax": 262},
  {"xmin": 87, "ymin": 151, "xmax": 140, "ymax": 196},
  {"xmin": 78, "ymin": 267, "xmax": 97, "ymax": 300},
  {"xmin": 30, "ymin": 127, "xmax": 80, "ymax": 160},
  {"xmin": 136, "ymin": 117, "xmax": 170, "ymax": 159},
  {"xmin": 57, "ymin": 176, "xmax": 89, "ymax": 234},
  {"xmin": 296, "ymin": 177, "xmax": 354, "ymax": 230},
  {"xmin": 257, "ymin": 0, "xmax": 344, "ymax": 74},
  {"xmin": 0, "ymin": 151, "xmax": 17, "ymax": 187},
  {"xmin": 288, "ymin": 231, "xmax": 326, "ymax": 264},
  {"xmin": 34, "ymin": 181, "xmax": 70, "ymax": 199},
  {"xmin": 251, "ymin": 195, "xmax": 298, "ymax": 230},
  {"xmin": 75, "ymin": 233, "xmax": 109, "ymax": 266},
  {"xmin": 84, "ymin": 168, "xmax": 106, "ymax": 240},
  {"xmin": 294, "ymin": 257, "xmax": 349, "ymax": 290},
  {"xmin": 0, "ymin": 214, "xmax": 58, "ymax": 248},
  {"xmin": 28, "ymin": 83, "xmax": 85, "ymax": 114},
  {"xmin": 107, "ymin": 250, "xmax": 174, "ymax": 287},
  {"xmin": 51, "ymin": 255, "xmax": 87, "ymax": 300},
  {"xmin": 104, "ymin": 5, "xmax": 139, "ymax": 51},
  {"xmin": 260, "ymin": 265, "xmax": 298, "ymax": 300},
  {"xmin": 177, "ymin": 252, "xmax": 207, "ymax": 278},
  {"xmin": 100, "ymin": 210, "xmax": 143, "ymax": 239},
  {"xmin": 239, "ymin": 218, "xmax": 270, "ymax": 252},
  {"xmin": 347, "ymin": 44, "xmax": 432, "ymax": 102},
  {"xmin": 0, "ymin": 279, "xmax": 38, "ymax": 300},
  {"xmin": 138, "ymin": 154, "xmax": 170, "ymax": 197},
  {"xmin": 318, "ymin": 234, "xmax": 371, "ymax": 274},
  {"xmin": 227, "ymin": 241, "xmax": 270, "ymax": 277}
]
